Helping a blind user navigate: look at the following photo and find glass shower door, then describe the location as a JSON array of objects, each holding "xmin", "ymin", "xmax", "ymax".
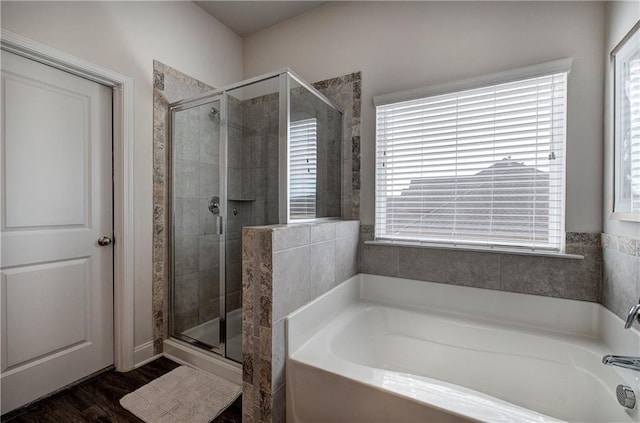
[{"xmin": 171, "ymin": 98, "xmax": 223, "ymax": 351}]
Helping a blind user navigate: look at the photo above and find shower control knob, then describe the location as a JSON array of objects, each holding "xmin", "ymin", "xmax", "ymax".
[{"xmin": 98, "ymin": 236, "xmax": 113, "ymax": 246}]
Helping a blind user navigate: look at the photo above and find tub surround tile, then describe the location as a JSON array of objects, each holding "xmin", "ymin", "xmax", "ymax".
[
  {"xmin": 602, "ymin": 232, "xmax": 640, "ymax": 331},
  {"xmin": 242, "ymin": 382, "xmax": 256, "ymax": 422},
  {"xmin": 602, "ymin": 233, "xmax": 639, "ymax": 256},
  {"xmin": 360, "ymin": 224, "xmax": 374, "ymax": 241},
  {"xmin": 310, "ymin": 222, "xmax": 336, "ymax": 243},
  {"xmin": 446, "ymin": 251, "xmax": 501, "ymax": 289},
  {"xmin": 259, "ymin": 391, "xmax": 272, "ymax": 422},
  {"xmin": 360, "ymin": 243, "xmax": 399, "ymax": 277},
  {"xmin": 259, "ymin": 295, "xmax": 272, "ymax": 330},
  {"xmin": 398, "ymin": 247, "xmax": 448, "ymax": 284},
  {"xmin": 603, "ymin": 248, "xmax": 637, "ymax": 318},
  {"xmin": 272, "ymin": 246, "xmax": 311, "ymax": 321},
  {"xmin": 499, "ymin": 254, "xmax": 597, "ymax": 301},
  {"xmin": 619, "ymin": 237, "xmax": 638, "ymax": 256},
  {"xmin": 309, "ymin": 241, "xmax": 337, "ymax": 299},
  {"xmin": 361, "ymin": 227, "xmax": 603, "ymax": 303},
  {"xmin": 335, "ymin": 234, "xmax": 359, "ymax": 283},
  {"xmin": 566, "ymin": 232, "xmax": 601, "ymax": 247},
  {"xmin": 336, "ymin": 220, "xmax": 360, "ymax": 238},
  {"xmin": 602, "ymin": 233, "xmax": 617, "ymax": 251},
  {"xmin": 272, "ymin": 384, "xmax": 286, "ymax": 423},
  {"xmin": 243, "ymin": 221, "xmax": 359, "ymax": 423},
  {"xmin": 271, "ymin": 318, "xmax": 286, "ymax": 392},
  {"xmin": 272, "ymin": 225, "xmax": 310, "ymax": 251}
]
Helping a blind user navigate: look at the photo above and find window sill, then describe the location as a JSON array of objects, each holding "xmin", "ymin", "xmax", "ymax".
[{"xmin": 365, "ymin": 240, "xmax": 584, "ymax": 260}]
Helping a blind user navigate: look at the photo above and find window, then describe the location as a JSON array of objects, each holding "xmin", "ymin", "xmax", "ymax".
[
  {"xmin": 613, "ymin": 22, "xmax": 640, "ymax": 217},
  {"xmin": 289, "ymin": 118, "xmax": 317, "ymax": 219},
  {"xmin": 375, "ymin": 61, "xmax": 570, "ymax": 251}
]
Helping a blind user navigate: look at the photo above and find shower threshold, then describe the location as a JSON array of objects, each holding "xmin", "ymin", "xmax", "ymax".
[
  {"xmin": 163, "ymin": 337, "xmax": 241, "ymax": 385},
  {"xmin": 164, "ymin": 308, "xmax": 243, "ymax": 385},
  {"xmin": 181, "ymin": 310, "xmax": 242, "ymax": 361}
]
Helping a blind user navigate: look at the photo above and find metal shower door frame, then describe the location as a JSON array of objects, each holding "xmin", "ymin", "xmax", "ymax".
[{"xmin": 168, "ymin": 94, "xmax": 227, "ymax": 358}]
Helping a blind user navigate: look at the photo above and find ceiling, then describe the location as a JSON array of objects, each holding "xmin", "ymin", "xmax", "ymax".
[{"xmin": 195, "ymin": 1, "xmax": 327, "ymax": 37}]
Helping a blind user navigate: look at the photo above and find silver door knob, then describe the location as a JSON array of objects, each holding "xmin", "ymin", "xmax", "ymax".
[{"xmin": 98, "ymin": 236, "xmax": 112, "ymax": 246}]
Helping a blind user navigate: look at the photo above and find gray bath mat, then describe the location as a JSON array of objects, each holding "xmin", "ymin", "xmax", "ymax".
[{"xmin": 120, "ymin": 365, "xmax": 241, "ymax": 423}]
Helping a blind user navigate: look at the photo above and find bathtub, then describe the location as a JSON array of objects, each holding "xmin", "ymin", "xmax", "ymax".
[{"xmin": 287, "ymin": 274, "xmax": 640, "ymax": 423}]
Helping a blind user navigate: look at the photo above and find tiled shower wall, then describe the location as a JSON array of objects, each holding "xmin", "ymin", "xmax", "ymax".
[
  {"xmin": 239, "ymin": 93, "xmax": 280, "ymax": 226},
  {"xmin": 360, "ymin": 225, "xmax": 603, "ymax": 302},
  {"xmin": 602, "ymin": 233, "xmax": 640, "ymax": 330},
  {"xmin": 152, "ymin": 61, "xmax": 214, "ymax": 353},
  {"xmin": 241, "ymin": 221, "xmax": 360, "ymax": 423},
  {"xmin": 313, "ymin": 73, "xmax": 361, "ymax": 219}
]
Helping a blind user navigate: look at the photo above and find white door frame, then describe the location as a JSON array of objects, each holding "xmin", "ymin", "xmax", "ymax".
[{"xmin": 1, "ymin": 29, "xmax": 136, "ymax": 371}]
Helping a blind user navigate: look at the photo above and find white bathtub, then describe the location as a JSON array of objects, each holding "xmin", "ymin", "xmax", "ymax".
[{"xmin": 287, "ymin": 274, "xmax": 640, "ymax": 423}]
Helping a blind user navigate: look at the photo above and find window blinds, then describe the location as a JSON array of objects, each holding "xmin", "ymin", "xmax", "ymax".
[
  {"xmin": 628, "ymin": 57, "xmax": 640, "ymax": 213},
  {"xmin": 289, "ymin": 118, "xmax": 317, "ymax": 219},
  {"xmin": 375, "ymin": 72, "xmax": 568, "ymax": 251}
]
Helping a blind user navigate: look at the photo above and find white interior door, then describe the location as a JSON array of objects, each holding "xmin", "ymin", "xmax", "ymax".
[{"xmin": 0, "ymin": 50, "xmax": 114, "ymax": 414}]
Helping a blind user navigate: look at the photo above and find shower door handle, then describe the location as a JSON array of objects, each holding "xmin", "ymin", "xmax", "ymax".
[{"xmin": 217, "ymin": 215, "xmax": 223, "ymax": 235}]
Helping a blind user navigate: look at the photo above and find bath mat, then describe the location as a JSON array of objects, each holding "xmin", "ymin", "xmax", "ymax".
[{"xmin": 120, "ymin": 365, "xmax": 241, "ymax": 423}]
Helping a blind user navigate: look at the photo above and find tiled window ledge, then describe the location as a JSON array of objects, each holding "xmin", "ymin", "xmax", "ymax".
[{"xmin": 365, "ymin": 240, "xmax": 585, "ymax": 260}]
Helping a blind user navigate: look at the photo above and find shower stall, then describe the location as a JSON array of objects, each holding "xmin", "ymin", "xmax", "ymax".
[{"xmin": 169, "ymin": 69, "xmax": 342, "ymax": 363}]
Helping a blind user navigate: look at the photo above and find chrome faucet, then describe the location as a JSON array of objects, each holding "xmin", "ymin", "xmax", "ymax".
[
  {"xmin": 602, "ymin": 355, "xmax": 640, "ymax": 372},
  {"xmin": 625, "ymin": 302, "xmax": 640, "ymax": 329},
  {"xmin": 602, "ymin": 300, "xmax": 640, "ymax": 372}
]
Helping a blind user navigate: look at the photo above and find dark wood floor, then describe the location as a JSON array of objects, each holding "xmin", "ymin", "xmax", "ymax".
[{"xmin": 1, "ymin": 357, "xmax": 242, "ymax": 423}]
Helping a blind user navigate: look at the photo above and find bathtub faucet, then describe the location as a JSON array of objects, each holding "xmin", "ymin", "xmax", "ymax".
[
  {"xmin": 602, "ymin": 355, "xmax": 640, "ymax": 372},
  {"xmin": 625, "ymin": 301, "xmax": 640, "ymax": 329}
]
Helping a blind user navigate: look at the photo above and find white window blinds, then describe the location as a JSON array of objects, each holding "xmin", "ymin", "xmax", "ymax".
[
  {"xmin": 375, "ymin": 71, "xmax": 568, "ymax": 251},
  {"xmin": 627, "ymin": 56, "xmax": 640, "ymax": 213},
  {"xmin": 290, "ymin": 118, "xmax": 317, "ymax": 219}
]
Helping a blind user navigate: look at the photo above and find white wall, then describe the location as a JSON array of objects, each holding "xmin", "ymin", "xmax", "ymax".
[
  {"xmin": 1, "ymin": 1, "xmax": 243, "ymax": 358},
  {"xmin": 244, "ymin": 1, "xmax": 606, "ymax": 232},
  {"xmin": 604, "ymin": 1, "xmax": 640, "ymax": 238}
]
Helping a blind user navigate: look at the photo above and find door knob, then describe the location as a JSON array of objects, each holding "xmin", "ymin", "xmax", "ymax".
[{"xmin": 98, "ymin": 236, "xmax": 113, "ymax": 246}]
